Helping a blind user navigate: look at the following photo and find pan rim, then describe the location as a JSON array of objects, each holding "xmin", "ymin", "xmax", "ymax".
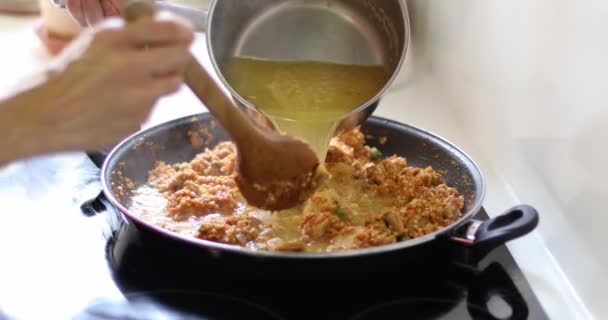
[{"xmin": 101, "ymin": 113, "xmax": 486, "ymax": 259}]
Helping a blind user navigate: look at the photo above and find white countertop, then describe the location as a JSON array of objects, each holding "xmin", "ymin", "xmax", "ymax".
[{"xmin": 0, "ymin": 12, "xmax": 598, "ymax": 320}]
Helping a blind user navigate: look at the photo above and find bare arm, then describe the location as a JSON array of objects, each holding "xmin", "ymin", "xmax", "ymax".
[
  {"xmin": 0, "ymin": 13, "xmax": 193, "ymax": 166},
  {"xmin": 0, "ymin": 83, "xmax": 56, "ymax": 165}
]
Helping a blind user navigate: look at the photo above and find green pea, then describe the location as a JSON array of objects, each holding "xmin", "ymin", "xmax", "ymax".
[
  {"xmin": 370, "ymin": 148, "xmax": 382, "ymax": 160},
  {"xmin": 334, "ymin": 208, "xmax": 347, "ymax": 219}
]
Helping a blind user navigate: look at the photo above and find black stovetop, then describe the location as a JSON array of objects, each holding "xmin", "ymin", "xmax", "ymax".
[{"xmin": 0, "ymin": 153, "xmax": 548, "ymax": 320}]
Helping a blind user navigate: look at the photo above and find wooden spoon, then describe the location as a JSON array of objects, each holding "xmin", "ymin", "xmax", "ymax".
[{"xmin": 124, "ymin": 1, "xmax": 321, "ymax": 210}]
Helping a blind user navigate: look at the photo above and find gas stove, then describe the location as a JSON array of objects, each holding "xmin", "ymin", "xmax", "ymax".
[{"xmin": 0, "ymin": 152, "xmax": 548, "ymax": 320}]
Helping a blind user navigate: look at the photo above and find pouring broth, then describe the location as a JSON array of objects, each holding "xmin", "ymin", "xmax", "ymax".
[{"xmin": 223, "ymin": 57, "xmax": 391, "ymax": 160}]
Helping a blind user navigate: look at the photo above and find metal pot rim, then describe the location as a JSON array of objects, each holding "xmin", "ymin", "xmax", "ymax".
[{"xmin": 100, "ymin": 113, "xmax": 487, "ymax": 259}]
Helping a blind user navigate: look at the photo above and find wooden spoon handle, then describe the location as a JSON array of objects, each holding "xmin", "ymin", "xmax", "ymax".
[
  {"xmin": 124, "ymin": 0, "xmax": 259, "ymax": 143},
  {"xmin": 183, "ymin": 58, "xmax": 258, "ymax": 142}
]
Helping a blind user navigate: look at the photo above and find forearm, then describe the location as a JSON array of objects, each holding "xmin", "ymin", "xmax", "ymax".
[{"xmin": 0, "ymin": 81, "xmax": 62, "ymax": 166}]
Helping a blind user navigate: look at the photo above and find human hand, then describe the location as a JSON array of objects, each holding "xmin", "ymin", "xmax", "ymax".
[
  {"xmin": 53, "ymin": 0, "xmax": 126, "ymax": 26},
  {"xmin": 35, "ymin": 12, "xmax": 194, "ymax": 151}
]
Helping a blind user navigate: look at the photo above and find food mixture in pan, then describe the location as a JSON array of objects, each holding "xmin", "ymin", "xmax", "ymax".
[{"xmin": 129, "ymin": 127, "xmax": 465, "ymax": 253}]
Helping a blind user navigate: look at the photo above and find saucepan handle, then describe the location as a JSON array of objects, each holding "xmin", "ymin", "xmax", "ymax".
[
  {"xmin": 451, "ymin": 205, "xmax": 539, "ymax": 261},
  {"xmin": 53, "ymin": 0, "xmax": 208, "ymax": 32}
]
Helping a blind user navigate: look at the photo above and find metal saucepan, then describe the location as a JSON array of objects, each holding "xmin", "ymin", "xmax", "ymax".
[
  {"xmin": 56, "ymin": 0, "xmax": 410, "ymax": 134},
  {"xmin": 82, "ymin": 113, "xmax": 539, "ymax": 273}
]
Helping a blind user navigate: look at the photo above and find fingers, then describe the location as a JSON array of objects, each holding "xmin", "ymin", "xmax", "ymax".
[
  {"xmin": 67, "ymin": 0, "xmax": 120, "ymax": 26},
  {"xmin": 91, "ymin": 10, "xmax": 194, "ymax": 47},
  {"xmin": 155, "ymin": 10, "xmax": 194, "ymax": 31},
  {"xmin": 66, "ymin": 0, "xmax": 86, "ymax": 26},
  {"xmin": 141, "ymin": 74, "xmax": 184, "ymax": 105},
  {"xmin": 92, "ymin": 15, "xmax": 194, "ymax": 50},
  {"xmin": 134, "ymin": 46, "xmax": 192, "ymax": 78},
  {"xmin": 82, "ymin": 0, "xmax": 104, "ymax": 26},
  {"xmin": 125, "ymin": 15, "xmax": 194, "ymax": 48},
  {"xmin": 109, "ymin": 0, "xmax": 127, "ymax": 14},
  {"xmin": 119, "ymin": 75, "xmax": 183, "ymax": 123},
  {"xmin": 156, "ymin": 74, "xmax": 184, "ymax": 95},
  {"xmin": 89, "ymin": 17, "xmax": 193, "ymax": 82},
  {"xmin": 101, "ymin": 0, "xmax": 120, "ymax": 17}
]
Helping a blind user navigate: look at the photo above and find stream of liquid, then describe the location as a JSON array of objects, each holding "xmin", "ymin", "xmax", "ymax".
[{"xmin": 223, "ymin": 57, "xmax": 391, "ymax": 161}]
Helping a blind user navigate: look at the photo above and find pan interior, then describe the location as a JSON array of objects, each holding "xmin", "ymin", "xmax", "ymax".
[{"xmin": 104, "ymin": 114, "xmax": 483, "ymax": 226}]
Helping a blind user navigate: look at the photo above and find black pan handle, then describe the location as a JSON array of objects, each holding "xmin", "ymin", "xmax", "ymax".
[
  {"xmin": 451, "ymin": 205, "xmax": 539, "ymax": 261},
  {"xmin": 474, "ymin": 205, "xmax": 539, "ymax": 258},
  {"xmin": 81, "ymin": 191, "xmax": 110, "ymax": 217}
]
